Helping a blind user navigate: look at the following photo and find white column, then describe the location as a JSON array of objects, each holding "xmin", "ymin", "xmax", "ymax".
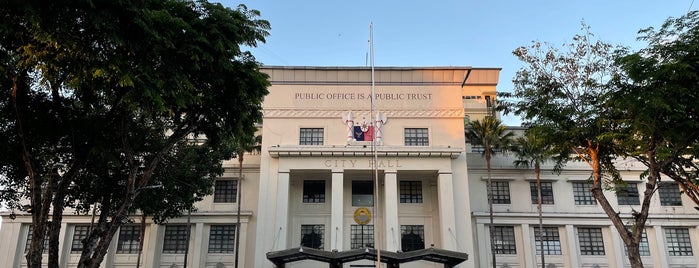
[
  {"xmin": 191, "ymin": 222, "xmax": 204, "ymax": 268},
  {"xmin": 521, "ymin": 223, "xmax": 534, "ymax": 267},
  {"xmin": 384, "ymin": 171, "xmax": 399, "ymax": 252},
  {"xmin": 477, "ymin": 223, "xmax": 489, "ymax": 267},
  {"xmin": 609, "ymin": 225, "xmax": 625, "ymax": 268},
  {"xmin": 238, "ymin": 221, "xmax": 249, "ymax": 268},
  {"xmin": 59, "ymin": 222, "xmax": 69, "ymax": 268},
  {"xmin": 331, "ymin": 170, "xmax": 344, "ymax": 251},
  {"xmin": 145, "ymin": 223, "xmax": 162, "ymax": 268},
  {"xmin": 654, "ymin": 226, "xmax": 670, "ymax": 268},
  {"xmin": 565, "ymin": 225, "xmax": 580, "ymax": 268},
  {"xmin": 274, "ymin": 171, "xmax": 291, "ymax": 250},
  {"xmin": 437, "ymin": 171, "xmax": 457, "ymax": 250}
]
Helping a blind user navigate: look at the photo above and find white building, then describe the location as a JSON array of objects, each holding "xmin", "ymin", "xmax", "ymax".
[{"xmin": 1, "ymin": 66, "xmax": 698, "ymax": 268}]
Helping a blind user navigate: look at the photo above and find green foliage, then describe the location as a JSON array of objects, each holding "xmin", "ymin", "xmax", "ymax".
[
  {"xmin": 0, "ymin": 0, "xmax": 270, "ymax": 267},
  {"xmin": 511, "ymin": 127, "xmax": 556, "ymax": 170},
  {"xmin": 501, "ymin": 23, "xmax": 624, "ymax": 172},
  {"xmin": 611, "ymin": 10, "xmax": 699, "ymax": 204},
  {"xmin": 466, "ymin": 116, "xmax": 514, "ymax": 160}
]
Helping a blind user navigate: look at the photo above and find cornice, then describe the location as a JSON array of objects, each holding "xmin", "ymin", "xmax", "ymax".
[{"xmin": 263, "ymin": 109, "xmax": 464, "ymax": 118}]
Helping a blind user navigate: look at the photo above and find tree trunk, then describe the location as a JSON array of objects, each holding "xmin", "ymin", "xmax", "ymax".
[
  {"xmin": 13, "ymin": 74, "xmax": 45, "ymax": 268},
  {"xmin": 626, "ymin": 243, "xmax": 644, "ymax": 268},
  {"xmin": 49, "ymin": 165, "xmax": 75, "ymax": 268},
  {"xmin": 586, "ymin": 143, "xmax": 646, "ymax": 268}
]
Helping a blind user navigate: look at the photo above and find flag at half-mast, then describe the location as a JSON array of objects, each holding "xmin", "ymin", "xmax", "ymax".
[{"xmin": 353, "ymin": 121, "xmax": 374, "ymax": 141}]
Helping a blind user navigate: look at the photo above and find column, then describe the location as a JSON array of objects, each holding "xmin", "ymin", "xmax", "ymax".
[
  {"xmin": 331, "ymin": 170, "xmax": 344, "ymax": 251},
  {"xmin": 654, "ymin": 226, "xmax": 670, "ymax": 268},
  {"xmin": 238, "ymin": 221, "xmax": 248, "ymax": 268},
  {"xmin": 384, "ymin": 171, "xmax": 399, "ymax": 252},
  {"xmin": 565, "ymin": 225, "xmax": 580, "ymax": 267},
  {"xmin": 521, "ymin": 223, "xmax": 534, "ymax": 267},
  {"xmin": 476, "ymin": 223, "xmax": 489, "ymax": 267},
  {"xmin": 191, "ymin": 222, "xmax": 204, "ymax": 268},
  {"xmin": 609, "ymin": 225, "xmax": 625, "ymax": 268},
  {"xmin": 145, "ymin": 223, "xmax": 162, "ymax": 268},
  {"xmin": 437, "ymin": 171, "xmax": 457, "ymax": 250},
  {"xmin": 274, "ymin": 171, "xmax": 290, "ymax": 250}
]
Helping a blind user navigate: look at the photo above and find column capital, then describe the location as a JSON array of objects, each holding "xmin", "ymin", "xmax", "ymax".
[
  {"xmin": 278, "ymin": 170, "xmax": 290, "ymax": 174},
  {"xmin": 384, "ymin": 170, "xmax": 398, "ymax": 175},
  {"xmin": 438, "ymin": 170, "xmax": 452, "ymax": 175}
]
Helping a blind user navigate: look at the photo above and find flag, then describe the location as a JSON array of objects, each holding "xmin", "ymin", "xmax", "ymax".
[{"xmin": 353, "ymin": 126, "xmax": 374, "ymax": 141}]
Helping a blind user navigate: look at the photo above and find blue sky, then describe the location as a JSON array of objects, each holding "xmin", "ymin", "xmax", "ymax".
[{"xmin": 220, "ymin": 0, "xmax": 696, "ymax": 125}]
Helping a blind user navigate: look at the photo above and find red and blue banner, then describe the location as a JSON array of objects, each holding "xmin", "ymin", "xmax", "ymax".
[{"xmin": 353, "ymin": 126, "xmax": 374, "ymax": 141}]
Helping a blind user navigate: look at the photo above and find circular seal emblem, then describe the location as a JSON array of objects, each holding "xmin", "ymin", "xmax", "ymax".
[{"xmin": 354, "ymin": 207, "xmax": 372, "ymax": 225}]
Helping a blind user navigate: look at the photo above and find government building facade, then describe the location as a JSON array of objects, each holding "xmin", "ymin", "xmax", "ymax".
[{"xmin": 1, "ymin": 66, "xmax": 699, "ymax": 268}]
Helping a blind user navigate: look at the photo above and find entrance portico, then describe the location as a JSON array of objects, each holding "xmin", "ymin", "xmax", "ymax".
[{"xmin": 257, "ymin": 145, "xmax": 467, "ymax": 267}]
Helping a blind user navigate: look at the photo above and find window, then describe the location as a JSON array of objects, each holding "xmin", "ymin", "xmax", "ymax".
[
  {"xmin": 163, "ymin": 225, "xmax": 190, "ymax": 254},
  {"xmin": 624, "ymin": 228, "xmax": 650, "ymax": 256},
  {"xmin": 400, "ymin": 225, "xmax": 425, "ymax": 252},
  {"xmin": 399, "ymin": 181, "xmax": 423, "ymax": 203},
  {"xmin": 352, "ymin": 181, "xmax": 374, "ymax": 207},
  {"xmin": 665, "ymin": 228, "xmax": 693, "ymax": 256},
  {"xmin": 300, "ymin": 128, "xmax": 324, "ymax": 145},
  {"xmin": 25, "ymin": 225, "xmax": 49, "ymax": 253},
  {"xmin": 659, "ymin": 182, "xmax": 682, "ymax": 206},
  {"xmin": 485, "ymin": 95, "xmax": 493, "ymax": 110},
  {"xmin": 214, "ymin": 179, "xmax": 238, "ymax": 203},
  {"xmin": 351, "ymin": 225, "xmax": 374, "ymax": 249},
  {"xmin": 300, "ymin": 225, "xmax": 324, "ymax": 249},
  {"xmin": 404, "ymin": 128, "xmax": 429, "ymax": 146},
  {"xmin": 491, "ymin": 181, "xmax": 511, "ymax": 204},
  {"xmin": 208, "ymin": 225, "xmax": 235, "ymax": 253},
  {"xmin": 303, "ymin": 180, "xmax": 325, "ymax": 203},
  {"xmin": 71, "ymin": 225, "xmax": 90, "ymax": 253},
  {"xmin": 492, "ymin": 226, "xmax": 516, "ymax": 254},
  {"xmin": 117, "ymin": 225, "xmax": 141, "ymax": 254},
  {"xmin": 534, "ymin": 227, "xmax": 562, "ymax": 255},
  {"xmin": 638, "ymin": 231, "xmax": 651, "ymax": 256},
  {"xmin": 578, "ymin": 227, "xmax": 605, "ymax": 255},
  {"xmin": 530, "ymin": 181, "xmax": 554, "ymax": 204},
  {"xmin": 572, "ymin": 182, "xmax": 596, "ymax": 205},
  {"xmin": 616, "ymin": 183, "xmax": 640, "ymax": 205}
]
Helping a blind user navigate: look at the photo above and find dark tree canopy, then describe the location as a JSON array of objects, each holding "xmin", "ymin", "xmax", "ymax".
[
  {"xmin": 503, "ymin": 24, "xmax": 649, "ymax": 267},
  {"xmin": 504, "ymin": 14, "xmax": 699, "ymax": 268},
  {"xmin": 0, "ymin": 1, "xmax": 270, "ymax": 267},
  {"xmin": 611, "ymin": 11, "xmax": 699, "ymax": 205}
]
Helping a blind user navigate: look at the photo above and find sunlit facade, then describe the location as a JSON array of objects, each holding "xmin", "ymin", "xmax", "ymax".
[{"xmin": 1, "ymin": 66, "xmax": 698, "ymax": 268}]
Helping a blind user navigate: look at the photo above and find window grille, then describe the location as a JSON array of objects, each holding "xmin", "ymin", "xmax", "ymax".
[
  {"xmin": 208, "ymin": 225, "xmax": 235, "ymax": 253},
  {"xmin": 300, "ymin": 128, "xmax": 324, "ymax": 145},
  {"xmin": 572, "ymin": 182, "xmax": 596, "ymax": 205},
  {"xmin": 399, "ymin": 181, "xmax": 423, "ymax": 203},
  {"xmin": 404, "ymin": 128, "xmax": 429, "ymax": 146}
]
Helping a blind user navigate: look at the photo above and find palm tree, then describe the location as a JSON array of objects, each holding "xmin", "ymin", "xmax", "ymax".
[
  {"xmin": 234, "ymin": 134, "xmax": 261, "ymax": 268},
  {"xmin": 466, "ymin": 116, "xmax": 513, "ymax": 268},
  {"xmin": 511, "ymin": 128, "xmax": 555, "ymax": 268}
]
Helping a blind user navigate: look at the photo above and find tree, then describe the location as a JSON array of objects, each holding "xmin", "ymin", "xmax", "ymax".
[
  {"xmin": 502, "ymin": 24, "xmax": 651, "ymax": 267},
  {"xmin": 511, "ymin": 127, "xmax": 555, "ymax": 268},
  {"xmin": 611, "ymin": 11, "xmax": 699, "ymax": 207},
  {"xmin": 466, "ymin": 116, "xmax": 514, "ymax": 268},
  {"xmin": 0, "ymin": 1, "xmax": 270, "ymax": 267},
  {"xmin": 234, "ymin": 133, "xmax": 261, "ymax": 268}
]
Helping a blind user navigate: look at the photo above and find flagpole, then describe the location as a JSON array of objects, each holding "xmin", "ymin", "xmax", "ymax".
[{"xmin": 369, "ymin": 21, "xmax": 383, "ymax": 267}]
